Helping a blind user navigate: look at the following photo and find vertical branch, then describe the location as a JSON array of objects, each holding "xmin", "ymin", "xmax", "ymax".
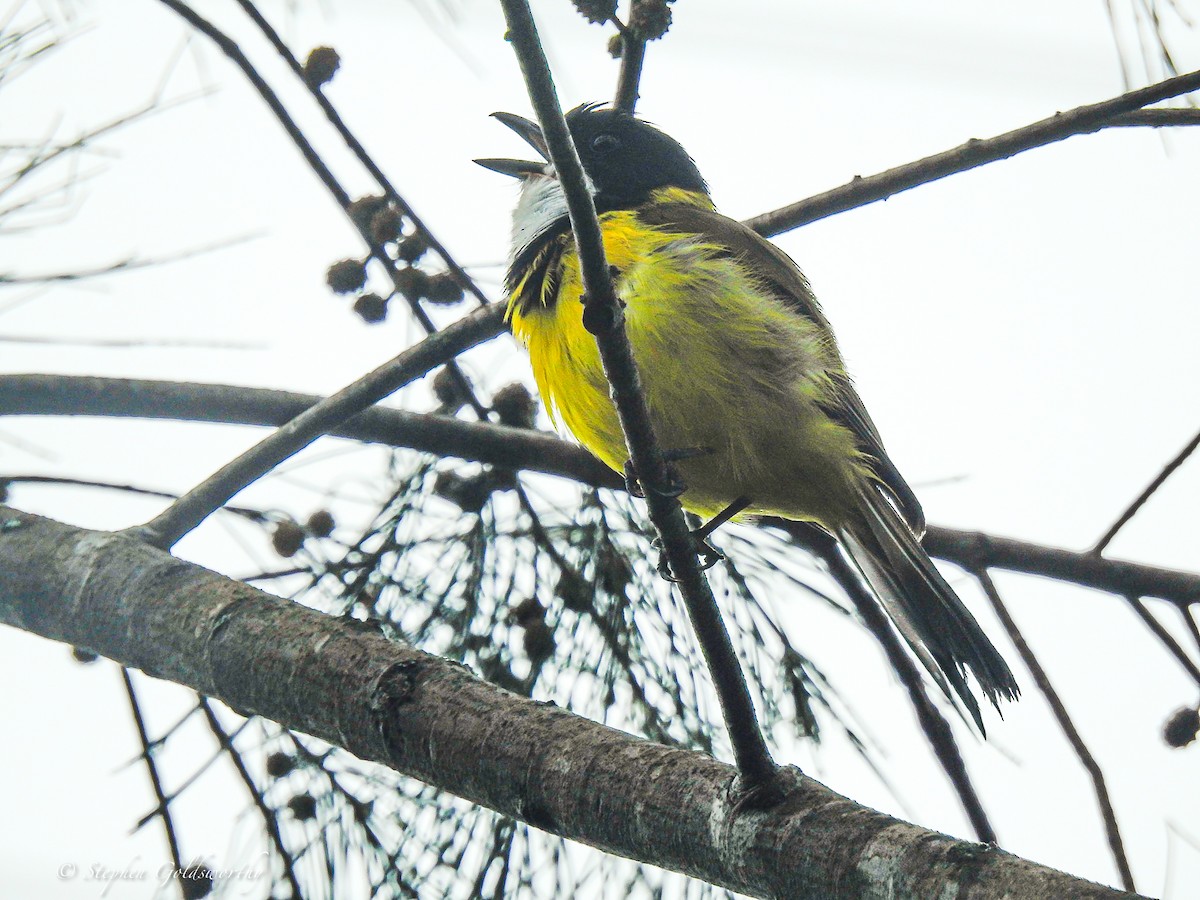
[
  {"xmin": 975, "ymin": 570, "xmax": 1136, "ymax": 892},
  {"xmin": 496, "ymin": 0, "xmax": 776, "ymax": 787},
  {"xmin": 613, "ymin": 30, "xmax": 646, "ymax": 113}
]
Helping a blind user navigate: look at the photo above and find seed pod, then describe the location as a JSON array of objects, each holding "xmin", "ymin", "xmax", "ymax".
[
  {"xmin": 326, "ymin": 258, "xmax": 367, "ymax": 294},
  {"xmin": 266, "ymin": 751, "xmax": 295, "ymax": 777},
  {"xmin": 305, "ymin": 509, "xmax": 335, "ymax": 538},
  {"xmin": 370, "ymin": 207, "xmax": 404, "ymax": 243},
  {"xmin": 177, "ymin": 865, "xmax": 214, "ymax": 900},
  {"xmin": 1164, "ymin": 706, "xmax": 1200, "ymax": 748},
  {"xmin": 433, "ymin": 471, "xmax": 492, "ymax": 514},
  {"xmin": 271, "ymin": 520, "xmax": 304, "ymax": 558},
  {"xmin": 287, "ymin": 793, "xmax": 318, "ymax": 821},
  {"xmin": 432, "ymin": 366, "xmax": 472, "ymax": 413},
  {"xmin": 353, "ymin": 292, "xmax": 389, "ymax": 324},
  {"xmin": 348, "ymin": 195, "xmax": 388, "ymax": 232},
  {"xmin": 629, "ymin": 0, "xmax": 672, "ymax": 40},
  {"xmin": 571, "ymin": 0, "xmax": 616, "ymax": 24},
  {"xmin": 396, "ymin": 232, "xmax": 429, "ymax": 264},
  {"xmin": 522, "ymin": 619, "xmax": 556, "ymax": 665},
  {"xmin": 303, "ymin": 46, "xmax": 341, "ymax": 88},
  {"xmin": 425, "ymin": 272, "xmax": 465, "ymax": 306},
  {"xmin": 393, "ymin": 265, "xmax": 431, "ymax": 301},
  {"xmin": 492, "ymin": 382, "xmax": 537, "ymax": 429},
  {"xmin": 512, "ymin": 596, "xmax": 546, "ymax": 626}
]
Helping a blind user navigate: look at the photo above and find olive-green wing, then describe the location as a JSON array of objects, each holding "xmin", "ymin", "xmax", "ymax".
[{"xmin": 639, "ymin": 200, "xmax": 926, "ymax": 534}]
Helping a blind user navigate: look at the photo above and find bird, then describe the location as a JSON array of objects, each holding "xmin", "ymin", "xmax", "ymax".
[{"xmin": 476, "ymin": 102, "xmax": 1019, "ymax": 730}]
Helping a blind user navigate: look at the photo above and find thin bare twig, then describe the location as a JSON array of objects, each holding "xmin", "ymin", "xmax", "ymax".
[
  {"xmin": 1093, "ymin": 427, "xmax": 1200, "ymax": 555},
  {"xmin": 1, "ymin": 97, "xmax": 194, "ymax": 206},
  {"xmin": 1107, "ymin": 108, "xmax": 1200, "ymax": 125},
  {"xmin": 745, "ymin": 67, "xmax": 1200, "ymax": 238},
  {"xmin": 155, "ymin": 0, "xmax": 487, "ymax": 420},
  {"xmin": 497, "ymin": 0, "xmax": 776, "ymax": 787},
  {"xmin": 787, "ymin": 524, "xmax": 996, "ymax": 842},
  {"xmin": 1127, "ymin": 597, "xmax": 1200, "ymax": 687},
  {"xmin": 132, "ymin": 302, "xmax": 504, "ymax": 549},
  {"xmin": 975, "ymin": 570, "xmax": 1135, "ymax": 891},
  {"xmin": 0, "ymin": 236, "xmax": 251, "ymax": 285},
  {"xmin": 233, "ymin": 0, "xmax": 488, "ymax": 309},
  {"xmin": 1181, "ymin": 605, "xmax": 1200, "ymax": 660},
  {"xmin": 0, "ymin": 473, "xmax": 263, "ymax": 519},
  {"xmin": 121, "ymin": 669, "xmax": 187, "ymax": 880},
  {"xmin": 197, "ymin": 699, "xmax": 304, "ymax": 900},
  {"xmin": 613, "ymin": 30, "xmax": 646, "ymax": 114}
]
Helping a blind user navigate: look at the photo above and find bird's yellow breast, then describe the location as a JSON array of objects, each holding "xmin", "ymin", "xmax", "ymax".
[{"xmin": 507, "ymin": 191, "xmax": 867, "ymax": 524}]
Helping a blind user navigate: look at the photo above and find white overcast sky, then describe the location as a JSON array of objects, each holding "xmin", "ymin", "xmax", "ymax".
[{"xmin": 2, "ymin": 0, "xmax": 1199, "ymax": 897}]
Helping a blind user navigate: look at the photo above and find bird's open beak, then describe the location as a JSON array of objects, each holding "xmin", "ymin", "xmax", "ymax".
[{"xmin": 474, "ymin": 112, "xmax": 551, "ymax": 178}]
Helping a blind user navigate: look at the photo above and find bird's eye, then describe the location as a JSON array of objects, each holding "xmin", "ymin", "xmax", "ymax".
[{"xmin": 590, "ymin": 133, "xmax": 619, "ymax": 154}]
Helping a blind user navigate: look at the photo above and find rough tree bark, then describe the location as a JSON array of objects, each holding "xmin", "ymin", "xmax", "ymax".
[{"xmin": 0, "ymin": 505, "xmax": 1137, "ymax": 899}]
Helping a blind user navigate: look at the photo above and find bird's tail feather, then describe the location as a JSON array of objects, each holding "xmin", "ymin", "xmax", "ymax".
[{"xmin": 838, "ymin": 485, "xmax": 1020, "ymax": 733}]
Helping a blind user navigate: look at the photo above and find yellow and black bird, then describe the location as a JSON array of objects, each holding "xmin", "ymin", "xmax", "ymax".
[{"xmin": 477, "ymin": 103, "xmax": 1019, "ymax": 728}]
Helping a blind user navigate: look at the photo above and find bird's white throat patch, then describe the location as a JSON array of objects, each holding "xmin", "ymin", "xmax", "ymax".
[{"xmin": 509, "ymin": 172, "xmax": 596, "ymax": 265}]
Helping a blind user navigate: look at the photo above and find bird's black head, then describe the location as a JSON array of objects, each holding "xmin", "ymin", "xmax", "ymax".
[
  {"xmin": 476, "ymin": 103, "xmax": 708, "ymax": 208},
  {"xmin": 564, "ymin": 103, "xmax": 707, "ymax": 206}
]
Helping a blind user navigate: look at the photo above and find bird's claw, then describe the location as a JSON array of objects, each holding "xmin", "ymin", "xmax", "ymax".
[
  {"xmin": 653, "ymin": 532, "xmax": 725, "ymax": 581},
  {"xmin": 622, "ymin": 446, "xmax": 712, "ymax": 500}
]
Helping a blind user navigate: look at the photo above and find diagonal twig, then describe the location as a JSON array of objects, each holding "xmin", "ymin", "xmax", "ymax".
[
  {"xmin": 131, "ymin": 302, "xmax": 504, "ymax": 549},
  {"xmin": 197, "ymin": 698, "xmax": 304, "ymax": 900},
  {"xmin": 497, "ymin": 0, "xmax": 776, "ymax": 787},
  {"xmin": 1126, "ymin": 596, "xmax": 1200, "ymax": 687},
  {"xmin": 745, "ymin": 67, "xmax": 1200, "ymax": 238},
  {"xmin": 788, "ymin": 523, "xmax": 996, "ymax": 843},
  {"xmin": 1093, "ymin": 427, "xmax": 1200, "ymax": 555},
  {"xmin": 121, "ymin": 668, "xmax": 187, "ymax": 880},
  {"xmin": 155, "ymin": 0, "xmax": 487, "ymax": 421},
  {"xmin": 232, "ymin": 0, "xmax": 489, "ymax": 310},
  {"xmin": 975, "ymin": 569, "xmax": 1135, "ymax": 892}
]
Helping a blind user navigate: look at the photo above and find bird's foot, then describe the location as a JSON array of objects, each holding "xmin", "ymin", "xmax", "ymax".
[
  {"xmin": 653, "ymin": 531, "xmax": 725, "ymax": 581},
  {"xmin": 652, "ymin": 496, "xmax": 751, "ymax": 580},
  {"xmin": 622, "ymin": 446, "xmax": 713, "ymax": 500}
]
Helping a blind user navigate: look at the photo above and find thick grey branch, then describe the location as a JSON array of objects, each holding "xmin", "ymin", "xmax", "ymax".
[{"xmin": 0, "ymin": 505, "xmax": 1135, "ymax": 900}]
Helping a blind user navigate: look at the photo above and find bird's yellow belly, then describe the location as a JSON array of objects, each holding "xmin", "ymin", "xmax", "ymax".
[{"xmin": 508, "ymin": 216, "xmax": 866, "ymax": 526}]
